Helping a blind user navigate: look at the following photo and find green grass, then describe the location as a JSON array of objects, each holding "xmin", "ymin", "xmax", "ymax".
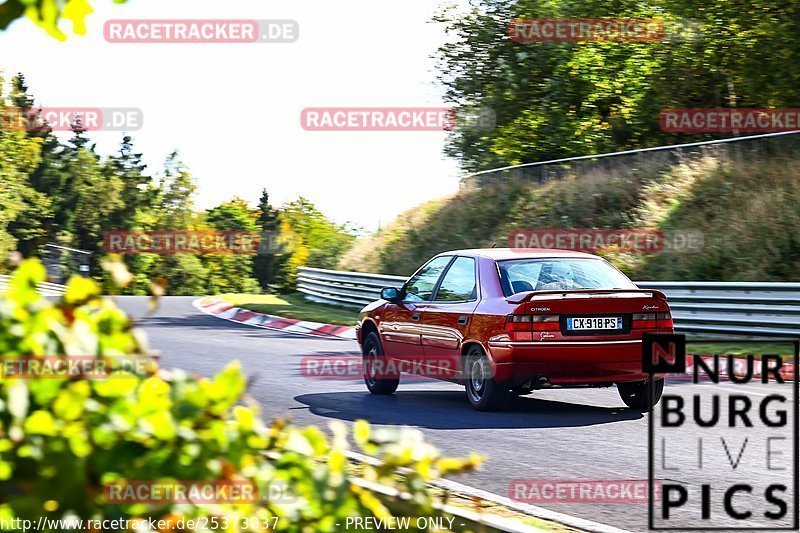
[
  {"xmin": 338, "ymin": 153, "xmax": 800, "ymax": 282},
  {"xmin": 219, "ymin": 292, "xmax": 360, "ymax": 326},
  {"xmin": 688, "ymin": 341, "xmax": 797, "ymax": 360}
]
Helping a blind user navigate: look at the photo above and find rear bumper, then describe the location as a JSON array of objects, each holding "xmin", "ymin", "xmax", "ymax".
[{"xmin": 487, "ymin": 339, "xmax": 650, "ymax": 386}]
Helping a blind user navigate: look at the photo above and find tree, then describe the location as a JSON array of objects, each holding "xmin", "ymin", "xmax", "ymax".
[
  {"xmin": 435, "ymin": 0, "xmax": 800, "ymax": 172},
  {"xmin": 253, "ymin": 188, "xmax": 280, "ymax": 290},
  {"xmin": 203, "ymin": 198, "xmax": 261, "ymax": 294},
  {"xmin": 64, "ymin": 147, "xmax": 124, "ymax": 252},
  {"xmin": 2, "ymin": 75, "xmax": 52, "ymax": 257},
  {"xmin": 275, "ymin": 198, "xmax": 356, "ymax": 290},
  {"xmin": 257, "ymin": 188, "xmax": 280, "ymax": 230},
  {"xmin": 105, "ymin": 135, "xmax": 156, "ymax": 229},
  {"xmin": 0, "ymin": 130, "xmax": 43, "ymax": 265},
  {"xmin": 156, "ymin": 151, "xmax": 196, "ymax": 228}
]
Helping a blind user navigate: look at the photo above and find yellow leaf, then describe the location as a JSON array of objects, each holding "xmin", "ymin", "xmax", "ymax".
[
  {"xmin": 64, "ymin": 276, "xmax": 100, "ymax": 303},
  {"xmin": 354, "ymin": 419, "xmax": 370, "ymax": 446},
  {"xmin": 63, "ymin": 0, "xmax": 94, "ymax": 35},
  {"xmin": 25, "ymin": 1, "xmax": 66, "ymax": 41},
  {"xmin": 24, "ymin": 410, "xmax": 57, "ymax": 436}
]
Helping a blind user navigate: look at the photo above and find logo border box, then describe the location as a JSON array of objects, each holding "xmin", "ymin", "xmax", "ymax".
[
  {"xmin": 643, "ymin": 332, "xmax": 687, "ymax": 373},
  {"xmin": 648, "ymin": 339, "xmax": 799, "ymax": 531}
]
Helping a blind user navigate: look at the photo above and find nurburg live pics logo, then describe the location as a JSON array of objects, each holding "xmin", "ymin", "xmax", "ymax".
[{"xmin": 643, "ymin": 333, "xmax": 799, "ymax": 530}]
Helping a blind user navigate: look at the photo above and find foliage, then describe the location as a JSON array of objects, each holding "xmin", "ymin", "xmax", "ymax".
[
  {"xmin": 0, "ymin": 76, "xmax": 355, "ymax": 296},
  {"xmin": 0, "ymin": 0, "xmax": 127, "ymax": 41},
  {"xmin": 275, "ymin": 198, "xmax": 357, "ymax": 291},
  {"xmin": 0, "ymin": 128, "xmax": 43, "ymax": 269},
  {"xmin": 339, "ymin": 151, "xmax": 800, "ymax": 281},
  {"xmin": 436, "ymin": 0, "xmax": 800, "ymax": 172},
  {"xmin": 253, "ymin": 189, "xmax": 280, "ymax": 291},
  {"xmin": 0, "ymin": 260, "xmax": 481, "ymax": 530}
]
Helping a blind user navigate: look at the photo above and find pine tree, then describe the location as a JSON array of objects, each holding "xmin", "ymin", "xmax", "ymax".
[
  {"xmin": 253, "ymin": 188, "xmax": 280, "ymax": 290},
  {"xmin": 106, "ymin": 135, "xmax": 154, "ymax": 229},
  {"xmin": 158, "ymin": 151, "xmax": 196, "ymax": 227},
  {"xmin": 3, "ymin": 74, "xmax": 53, "ymax": 256}
]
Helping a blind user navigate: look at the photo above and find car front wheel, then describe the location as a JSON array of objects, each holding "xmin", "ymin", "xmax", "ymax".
[
  {"xmin": 617, "ymin": 378, "xmax": 664, "ymax": 411},
  {"xmin": 464, "ymin": 346, "xmax": 508, "ymax": 411},
  {"xmin": 363, "ymin": 332, "xmax": 399, "ymax": 395}
]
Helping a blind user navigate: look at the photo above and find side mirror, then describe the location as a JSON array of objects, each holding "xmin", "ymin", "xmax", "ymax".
[{"xmin": 380, "ymin": 287, "xmax": 401, "ymax": 302}]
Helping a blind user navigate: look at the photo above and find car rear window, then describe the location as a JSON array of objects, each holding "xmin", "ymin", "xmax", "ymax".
[{"xmin": 497, "ymin": 258, "xmax": 637, "ymax": 296}]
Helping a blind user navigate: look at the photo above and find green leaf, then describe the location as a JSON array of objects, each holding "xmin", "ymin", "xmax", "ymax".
[{"xmin": 23, "ymin": 410, "xmax": 57, "ymax": 436}]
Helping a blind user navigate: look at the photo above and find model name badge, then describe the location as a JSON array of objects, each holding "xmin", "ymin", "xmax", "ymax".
[
  {"xmin": 643, "ymin": 305, "xmax": 659, "ymax": 310},
  {"xmin": 530, "ymin": 307, "xmax": 551, "ymax": 312}
]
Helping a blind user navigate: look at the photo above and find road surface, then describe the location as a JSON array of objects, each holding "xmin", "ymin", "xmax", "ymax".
[{"xmin": 117, "ymin": 296, "xmax": 797, "ymax": 532}]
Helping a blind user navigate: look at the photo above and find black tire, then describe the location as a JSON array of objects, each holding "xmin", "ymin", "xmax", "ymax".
[
  {"xmin": 617, "ymin": 378, "xmax": 664, "ymax": 411},
  {"xmin": 463, "ymin": 346, "xmax": 509, "ymax": 411},
  {"xmin": 363, "ymin": 332, "xmax": 399, "ymax": 395}
]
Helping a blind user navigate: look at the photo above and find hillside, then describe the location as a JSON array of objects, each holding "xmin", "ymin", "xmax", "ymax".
[{"xmin": 339, "ymin": 151, "xmax": 800, "ymax": 281}]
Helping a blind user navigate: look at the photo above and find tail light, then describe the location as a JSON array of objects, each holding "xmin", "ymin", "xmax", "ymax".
[
  {"xmin": 632, "ymin": 312, "xmax": 657, "ymax": 328},
  {"xmin": 632, "ymin": 311, "xmax": 673, "ymax": 329},
  {"xmin": 505, "ymin": 314, "xmax": 560, "ymax": 332},
  {"xmin": 656, "ymin": 311, "xmax": 673, "ymax": 329},
  {"xmin": 533, "ymin": 314, "xmax": 560, "ymax": 331},
  {"xmin": 505, "ymin": 315, "xmax": 532, "ymax": 331}
]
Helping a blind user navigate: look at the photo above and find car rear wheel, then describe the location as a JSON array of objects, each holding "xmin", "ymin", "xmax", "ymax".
[
  {"xmin": 363, "ymin": 332, "xmax": 399, "ymax": 395},
  {"xmin": 464, "ymin": 346, "xmax": 508, "ymax": 411},
  {"xmin": 617, "ymin": 378, "xmax": 664, "ymax": 411}
]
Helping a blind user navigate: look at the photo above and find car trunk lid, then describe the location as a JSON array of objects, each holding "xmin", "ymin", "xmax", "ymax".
[{"xmin": 503, "ymin": 289, "xmax": 673, "ymax": 340}]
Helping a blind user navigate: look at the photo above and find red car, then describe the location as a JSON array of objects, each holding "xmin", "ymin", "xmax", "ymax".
[{"xmin": 356, "ymin": 248, "xmax": 672, "ymax": 411}]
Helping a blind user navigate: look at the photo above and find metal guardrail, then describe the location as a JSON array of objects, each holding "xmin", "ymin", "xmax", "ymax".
[
  {"xmin": 0, "ymin": 274, "xmax": 67, "ymax": 296},
  {"xmin": 297, "ymin": 267, "xmax": 800, "ymax": 338},
  {"xmin": 459, "ymin": 130, "xmax": 800, "ymax": 189}
]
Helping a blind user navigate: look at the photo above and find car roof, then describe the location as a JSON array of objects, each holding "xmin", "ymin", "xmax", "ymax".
[{"xmin": 438, "ymin": 248, "xmax": 601, "ymax": 261}]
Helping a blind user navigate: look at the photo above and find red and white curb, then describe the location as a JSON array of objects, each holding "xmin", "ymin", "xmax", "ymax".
[{"xmin": 193, "ymin": 296, "xmax": 357, "ymax": 340}]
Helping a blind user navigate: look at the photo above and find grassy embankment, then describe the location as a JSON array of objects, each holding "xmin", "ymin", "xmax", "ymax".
[
  {"xmin": 225, "ymin": 152, "xmax": 800, "ymax": 329},
  {"xmin": 219, "ymin": 292, "xmax": 359, "ymax": 325},
  {"xmin": 339, "ymin": 154, "xmax": 800, "ymax": 281}
]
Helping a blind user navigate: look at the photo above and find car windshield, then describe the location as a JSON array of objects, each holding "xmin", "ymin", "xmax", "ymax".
[{"xmin": 497, "ymin": 258, "xmax": 637, "ymax": 296}]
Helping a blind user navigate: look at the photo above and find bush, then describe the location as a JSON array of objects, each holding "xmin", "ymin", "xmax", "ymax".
[{"xmin": 0, "ymin": 260, "xmax": 480, "ymax": 531}]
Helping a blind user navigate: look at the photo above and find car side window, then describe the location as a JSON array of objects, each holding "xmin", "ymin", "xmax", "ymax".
[
  {"xmin": 434, "ymin": 257, "xmax": 476, "ymax": 302},
  {"xmin": 403, "ymin": 256, "xmax": 452, "ymax": 302}
]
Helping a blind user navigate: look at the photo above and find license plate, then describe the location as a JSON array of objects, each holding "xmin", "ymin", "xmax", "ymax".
[{"xmin": 567, "ymin": 317, "xmax": 623, "ymax": 331}]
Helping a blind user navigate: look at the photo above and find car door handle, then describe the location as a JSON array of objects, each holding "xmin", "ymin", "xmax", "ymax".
[
  {"xmin": 411, "ymin": 312, "xmax": 421, "ymax": 322},
  {"xmin": 457, "ymin": 315, "xmax": 469, "ymax": 325}
]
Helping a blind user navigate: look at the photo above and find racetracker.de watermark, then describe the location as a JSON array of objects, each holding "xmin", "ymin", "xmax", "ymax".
[
  {"xmin": 0, "ymin": 107, "xmax": 143, "ymax": 132},
  {"xmin": 104, "ymin": 480, "xmax": 258, "ymax": 504},
  {"xmin": 103, "ymin": 230, "xmax": 284, "ymax": 255},
  {"xmin": 0, "ymin": 356, "xmax": 152, "ymax": 379},
  {"xmin": 509, "ymin": 479, "xmax": 661, "ymax": 504},
  {"xmin": 104, "ymin": 19, "xmax": 299, "ymax": 43},
  {"xmin": 300, "ymin": 107, "xmax": 496, "ymax": 132},
  {"xmin": 509, "ymin": 229, "xmax": 704, "ymax": 254},
  {"xmin": 510, "ymin": 18, "xmax": 664, "ymax": 42},
  {"xmin": 302, "ymin": 107, "xmax": 452, "ymax": 131},
  {"xmin": 300, "ymin": 356, "xmax": 475, "ymax": 380},
  {"xmin": 661, "ymin": 108, "xmax": 800, "ymax": 133}
]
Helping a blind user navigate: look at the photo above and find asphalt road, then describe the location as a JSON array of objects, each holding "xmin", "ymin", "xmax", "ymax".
[{"xmin": 117, "ymin": 296, "xmax": 798, "ymax": 533}]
